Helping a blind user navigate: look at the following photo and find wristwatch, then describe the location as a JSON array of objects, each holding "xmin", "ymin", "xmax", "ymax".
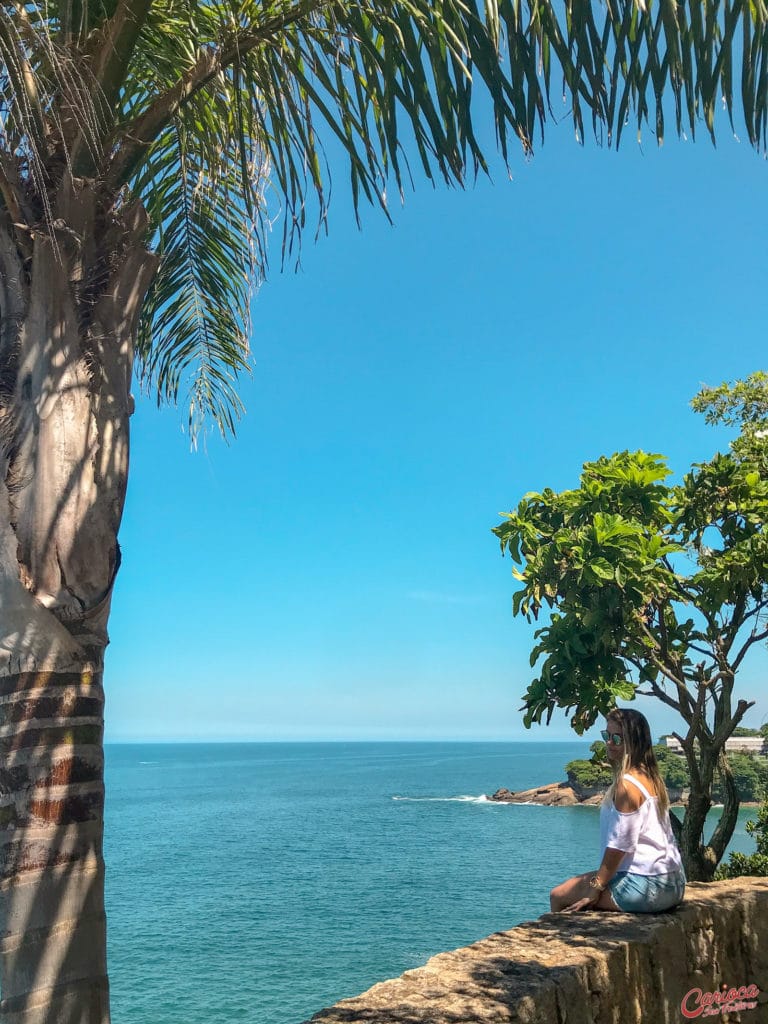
[{"xmin": 589, "ymin": 874, "xmax": 606, "ymax": 891}]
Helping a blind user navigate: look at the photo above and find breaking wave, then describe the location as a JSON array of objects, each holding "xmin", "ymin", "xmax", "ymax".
[{"xmin": 391, "ymin": 794, "xmax": 489, "ymax": 803}]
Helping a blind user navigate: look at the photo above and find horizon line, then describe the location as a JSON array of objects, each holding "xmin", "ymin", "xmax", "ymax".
[{"xmin": 102, "ymin": 737, "xmax": 603, "ymax": 745}]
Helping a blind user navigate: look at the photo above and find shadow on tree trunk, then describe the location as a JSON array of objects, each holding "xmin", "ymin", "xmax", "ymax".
[{"xmin": 0, "ymin": 174, "xmax": 157, "ymax": 1023}]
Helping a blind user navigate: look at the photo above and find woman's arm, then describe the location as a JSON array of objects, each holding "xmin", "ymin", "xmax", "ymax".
[
  {"xmin": 561, "ymin": 849, "xmax": 632, "ymax": 912},
  {"xmin": 594, "ymin": 847, "xmax": 629, "ymax": 889}
]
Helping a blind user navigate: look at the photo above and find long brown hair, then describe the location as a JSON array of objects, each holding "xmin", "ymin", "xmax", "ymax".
[{"xmin": 602, "ymin": 707, "xmax": 670, "ymax": 817}]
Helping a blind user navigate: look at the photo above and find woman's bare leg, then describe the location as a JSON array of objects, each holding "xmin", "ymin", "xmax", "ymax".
[
  {"xmin": 593, "ymin": 886, "xmax": 623, "ymax": 911},
  {"xmin": 550, "ymin": 874, "xmax": 624, "ymax": 912},
  {"xmin": 549, "ymin": 872, "xmax": 592, "ymax": 912}
]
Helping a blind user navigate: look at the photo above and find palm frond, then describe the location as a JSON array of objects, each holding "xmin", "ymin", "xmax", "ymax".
[
  {"xmin": 4, "ymin": 0, "xmax": 768, "ymax": 442},
  {"xmin": 109, "ymin": 0, "xmax": 768, "ymax": 261},
  {"xmin": 132, "ymin": 92, "xmax": 266, "ymax": 442}
]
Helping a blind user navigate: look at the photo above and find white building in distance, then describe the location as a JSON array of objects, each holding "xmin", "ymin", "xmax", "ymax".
[{"xmin": 664, "ymin": 735, "xmax": 767, "ymax": 755}]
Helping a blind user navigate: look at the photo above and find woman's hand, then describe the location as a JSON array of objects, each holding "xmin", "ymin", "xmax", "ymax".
[
  {"xmin": 562, "ymin": 875, "xmax": 602, "ymax": 912},
  {"xmin": 561, "ymin": 895, "xmax": 598, "ymax": 913}
]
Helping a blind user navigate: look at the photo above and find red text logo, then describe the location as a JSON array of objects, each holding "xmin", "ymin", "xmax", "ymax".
[{"xmin": 681, "ymin": 983, "xmax": 760, "ymax": 1019}]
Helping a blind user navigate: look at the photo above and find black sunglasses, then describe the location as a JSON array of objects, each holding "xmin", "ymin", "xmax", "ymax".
[{"xmin": 601, "ymin": 729, "xmax": 624, "ymax": 747}]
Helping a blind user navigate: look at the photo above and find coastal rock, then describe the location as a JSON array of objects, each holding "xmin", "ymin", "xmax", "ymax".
[
  {"xmin": 487, "ymin": 782, "xmax": 603, "ymax": 807},
  {"xmin": 487, "ymin": 781, "xmax": 756, "ymax": 808},
  {"xmin": 566, "ymin": 772, "xmax": 611, "ymax": 802}
]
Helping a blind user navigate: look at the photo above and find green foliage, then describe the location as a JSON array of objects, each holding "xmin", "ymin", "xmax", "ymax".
[
  {"xmin": 653, "ymin": 745, "xmax": 690, "ymax": 791},
  {"xmin": 714, "ymin": 753, "xmax": 768, "ymax": 803},
  {"xmin": 715, "ymin": 796, "xmax": 768, "ymax": 879},
  {"xmin": 493, "ymin": 375, "xmax": 768, "ymax": 737},
  {"xmin": 733, "ymin": 726, "xmax": 763, "ymax": 736},
  {"xmin": 494, "ymin": 449, "xmax": 682, "ymax": 731},
  {"xmin": 565, "ymin": 745, "xmax": 767, "ymax": 802},
  {"xmin": 566, "ymin": 742, "xmax": 687, "ymax": 793},
  {"xmin": 565, "ymin": 758, "xmax": 613, "ymax": 789},
  {"xmin": 691, "ymin": 371, "xmax": 768, "ymax": 464},
  {"xmin": 133, "ymin": 114, "xmax": 260, "ymax": 438},
  {"xmin": 589, "ymin": 740, "xmax": 606, "ymax": 763},
  {"xmin": 5, "ymin": 9, "xmax": 768, "ymax": 437}
]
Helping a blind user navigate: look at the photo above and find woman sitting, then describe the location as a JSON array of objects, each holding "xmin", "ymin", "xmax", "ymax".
[{"xmin": 549, "ymin": 707, "xmax": 686, "ymax": 914}]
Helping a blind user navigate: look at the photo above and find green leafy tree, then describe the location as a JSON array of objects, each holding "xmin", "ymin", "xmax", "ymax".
[
  {"xmin": 589, "ymin": 739, "xmax": 607, "ymax": 763},
  {"xmin": 3, "ymin": 0, "xmax": 768, "ymax": 1017},
  {"xmin": 493, "ymin": 373, "xmax": 768, "ymax": 883},
  {"xmin": 713, "ymin": 753, "xmax": 768, "ymax": 803},
  {"xmin": 565, "ymin": 738, "xmax": 613, "ymax": 790},
  {"xmin": 653, "ymin": 744, "xmax": 691, "ymax": 792},
  {"xmin": 567, "ymin": 743, "xmax": 697, "ymax": 797},
  {"xmin": 565, "ymin": 756, "xmax": 614, "ymax": 792}
]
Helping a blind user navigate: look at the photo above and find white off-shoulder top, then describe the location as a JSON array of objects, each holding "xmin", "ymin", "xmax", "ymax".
[{"xmin": 599, "ymin": 772, "xmax": 684, "ymax": 876}]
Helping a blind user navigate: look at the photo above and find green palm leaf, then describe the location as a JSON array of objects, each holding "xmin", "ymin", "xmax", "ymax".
[
  {"xmin": 132, "ymin": 105, "xmax": 264, "ymax": 440},
  {"xmin": 2, "ymin": 0, "xmax": 768, "ymax": 438}
]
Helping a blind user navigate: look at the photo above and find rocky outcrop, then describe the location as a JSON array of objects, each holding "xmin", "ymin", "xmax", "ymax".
[
  {"xmin": 487, "ymin": 782, "xmax": 756, "ymax": 808},
  {"xmin": 487, "ymin": 782, "xmax": 602, "ymax": 806},
  {"xmin": 567, "ymin": 774, "xmax": 611, "ymax": 802},
  {"xmin": 301, "ymin": 878, "xmax": 768, "ymax": 1024}
]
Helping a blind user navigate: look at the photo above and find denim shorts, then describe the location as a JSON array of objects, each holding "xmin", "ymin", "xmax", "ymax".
[{"xmin": 608, "ymin": 867, "xmax": 686, "ymax": 913}]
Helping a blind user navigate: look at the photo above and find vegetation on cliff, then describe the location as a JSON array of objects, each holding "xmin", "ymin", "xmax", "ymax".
[
  {"xmin": 566, "ymin": 742, "xmax": 768, "ymax": 804},
  {"xmin": 715, "ymin": 797, "xmax": 768, "ymax": 879}
]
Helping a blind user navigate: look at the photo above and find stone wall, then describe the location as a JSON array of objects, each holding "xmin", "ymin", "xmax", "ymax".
[{"xmin": 301, "ymin": 878, "xmax": 768, "ymax": 1024}]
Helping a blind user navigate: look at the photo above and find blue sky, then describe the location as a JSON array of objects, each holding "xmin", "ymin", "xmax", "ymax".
[{"xmin": 105, "ymin": 114, "xmax": 768, "ymax": 743}]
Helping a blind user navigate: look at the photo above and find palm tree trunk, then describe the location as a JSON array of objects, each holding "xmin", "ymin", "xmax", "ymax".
[
  {"xmin": 0, "ymin": 175, "xmax": 157, "ymax": 1022},
  {"xmin": 0, "ymin": 660, "xmax": 109, "ymax": 1024}
]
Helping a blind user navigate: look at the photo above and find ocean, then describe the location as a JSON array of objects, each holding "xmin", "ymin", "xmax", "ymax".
[{"xmin": 103, "ymin": 742, "xmax": 758, "ymax": 1024}]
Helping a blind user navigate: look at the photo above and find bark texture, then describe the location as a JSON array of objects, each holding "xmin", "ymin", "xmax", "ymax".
[
  {"xmin": 0, "ymin": 667, "xmax": 107, "ymax": 1024},
  {"xmin": 0, "ymin": 171, "xmax": 157, "ymax": 1022}
]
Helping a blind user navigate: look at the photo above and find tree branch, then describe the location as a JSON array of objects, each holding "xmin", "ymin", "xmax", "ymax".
[
  {"xmin": 625, "ymin": 658, "xmax": 685, "ymax": 715},
  {"xmin": 106, "ymin": 0, "xmax": 328, "ymax": 187},
  {"xmin": 722, "ymin": 590, "xmax": 747, "ymax": 656},
  {"xmin": 646, "ymin": 677, "xmax": 684, "ymax": 713},
  {"xmin": 706, "ymin": 747, "xmax": 740, "ymax": 865},
  {"xmin": 711, "ymin": 698, "xmax": 756, "ymax": 751},
  {"xmin": 687, "ymin": 641, "xmax": 717, "ymax": 660},
  {"xmin": 662, "ymin": 558, "xmax": 696, "ymax": 605},
  {"xmin": 734, "ymin": 598, "xmax": 768, "ymax": 628},
  {"xmin": 732, "ymin": 624, "xmax": 768, "ymax": 672},
  {"xmin": 697, "ymin": 601, "xmax": 722, "ymax": 640},
  {"xmin": 634, "ymin": 617, "xmax": 697, "ymax": 717},
  {"xmin": 693, "ymin": 681, "xmax": 708, "ymax": 735},
  {"xmin": 670, "ymin": 730, "xmax": 703, "ymax": 790}
]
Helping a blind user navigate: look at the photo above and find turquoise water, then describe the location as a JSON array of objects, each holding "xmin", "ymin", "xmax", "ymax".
[{"xmin": 103, "ymin": 742, "xmax": 758, "ymax": 1024}]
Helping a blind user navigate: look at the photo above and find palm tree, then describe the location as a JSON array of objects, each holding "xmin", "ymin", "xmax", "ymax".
[{"xmin": 0, "ymin": 0, "xmax": 766, "ymax": 1019}]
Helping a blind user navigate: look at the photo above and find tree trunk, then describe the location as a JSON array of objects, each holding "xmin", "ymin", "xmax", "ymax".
[
  {"xmin": 0, "ymin": 660, "xmax": 108, "ymax": 1024},
  {"xmin": 0, "ymin": 173, "xmax": 157, "ymax": 1022},
  {"xmin": 677, "ymin": 738, "xmax": 739, "ymax": 882},
  {"xmin": 706, "ymin": 747, "xmax": 741, "ymax": 869}
]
